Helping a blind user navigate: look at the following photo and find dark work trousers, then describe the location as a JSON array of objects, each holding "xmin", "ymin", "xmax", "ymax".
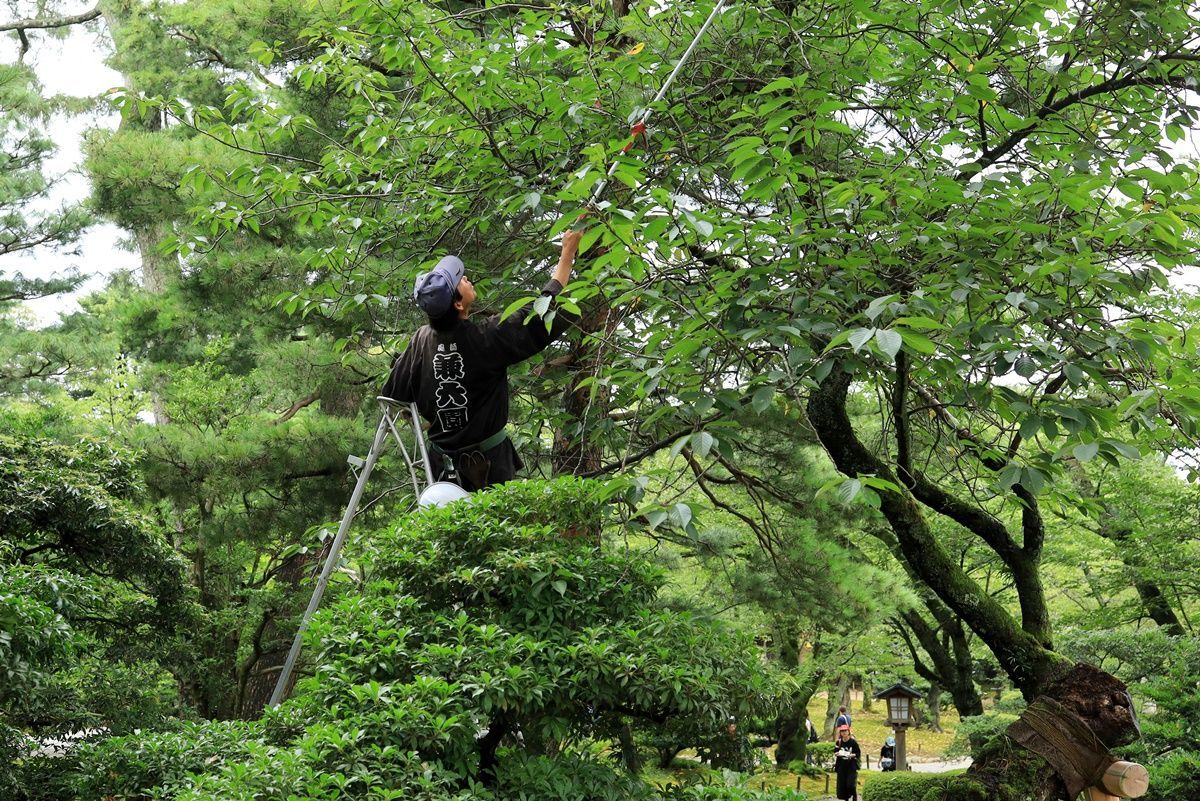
[{"xmin": 432, "ymin": 438, "xmax": 522, "ymax": 492}]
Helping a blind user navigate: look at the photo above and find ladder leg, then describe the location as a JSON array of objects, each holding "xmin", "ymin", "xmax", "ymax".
[
  {"xmin": 410, "ymin": 402, "xmax": 435, "ymax": 484},
  {"xmin": 268, "ymin": 413, "xmax": 391, "ymax": 708}
]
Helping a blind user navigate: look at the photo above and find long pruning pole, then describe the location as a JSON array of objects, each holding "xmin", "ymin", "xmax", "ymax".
[{"xmin": 585, "ymin": 0, "xmax": 731, "ymax": 208}]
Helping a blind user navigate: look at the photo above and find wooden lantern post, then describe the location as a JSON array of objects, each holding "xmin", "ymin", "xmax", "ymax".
[{"xmin": 873, "ymin": 683, "xmax": 924, "ymax": 771}]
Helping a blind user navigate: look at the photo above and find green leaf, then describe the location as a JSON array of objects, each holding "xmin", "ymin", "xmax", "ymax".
[
  {"xmin": 673, "ymin": 503, "xmax": 693, "ymax": 529},
  {"xmin": 848, "ymin": 327, "xmax": 874, "ymax": 352},
  {"xmin": 893, "ymin": 316, "xmax": 946, "ymax": 330},
  {"xmin": 836, "ymin": 478, "xmax": 862, "ymax": 505},
  {"xmin": 1020, "ymin": 467, "xmax": 1046, "ymax": 494},
  {"xmin": 898, "ymin": 329, "xmax": 937, "ymax": 355},
  {"xmin": 1072, "ymin": 441, "xmax": 1099, "ymax": 462},
  {"xmin": 499, "ymin": 296, "xmax": 534, "ymax": 322},
  {"xmin": 1107, "ymin": 441, "xmax": 1141, "ymax": 459},
  {"xmin": 751, "ymin": 386, "xmax": 774, "ymax": 413},
  {"xmin": 645, "ymin": 509, "xmax": 668, "ymax": 529},
  {"xmin": 874, "ymin": 328, "xmax": 902, "ymax": 360},
  {"xmin": 865, "ymin": 294, "xmax": 896, "ymax": 321},
  {"xmin": 997, "ymin": 463, "xmax": 1021, "ymax": 491},
  {"xmin": 759, "ymin": 77, "xmax": 795, "ymax": 94}
]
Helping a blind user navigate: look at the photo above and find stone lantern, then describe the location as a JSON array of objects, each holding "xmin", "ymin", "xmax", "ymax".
[{"xmin": 874, "ymin": 682, "xmax": 923, "ymax": 771}]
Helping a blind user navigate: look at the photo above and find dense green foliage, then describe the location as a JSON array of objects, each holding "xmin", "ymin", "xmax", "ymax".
[
  {"xmin": 4, "ymin": 0, "xmax": 1200, "ymax": 797},
  {"xmin": 38, "ymin": 478, "xmax": 789, "ymax": 800},
  {"xmin": 1114, "ymin": 637, "xmax": 1200, "ymax": 801},
  {"xmin": 0, "ymin": 433, "xmax": 189, "ymax": 798},
  {"xmin": 861, "ymin": 771, "xmax": 965, "ymax": 801}
]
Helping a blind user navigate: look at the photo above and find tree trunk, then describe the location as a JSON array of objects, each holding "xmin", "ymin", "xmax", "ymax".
[
  {"xmin": 477, "ymin": 714, "xmax": 511, "ymax": 790},
  {"xmin": 551, "ymin": 298, "xmax": 612, "ymax": 477},
  {"xmin": 656, "ymin": 742, "xmax": 684, "ymax": 769},
  {"xmin": 926, "ymin": 683, "xmax": 943, "ymax": 733},
  {"xmin": 236, "ymin": 552, "xmax": 310, "ymax": 717},
  {"xmin": 806, "ymin": 367, "xmax": 1070, "ymax": 698},
  {"xmin": 823, "ymin": 674, "xmax": 851, "ymax": 738},
  {"xmin": 616, "ymin": 720, "xmax": 641, "ymax": 774},
  {"xmin": 897, "ymin": 605, "xmax": 984, "ymax": 718},
  {"xmin": 942, "ymin": 665, "xmax": 1141, "ymax": 801},
  {"xmin": 774, "ymin": 624, "xmax": 823, "ymax": 766}
]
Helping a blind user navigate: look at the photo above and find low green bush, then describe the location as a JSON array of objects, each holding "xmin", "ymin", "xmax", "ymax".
[
  {"xmin": 498, "ymin": 753, "xmax": 653, "ymax": 801},
  {"xmin": 65, "ymin": 720, "xmax": 263, "ymax": 801},
  {"xmin": 786, "ymin": 759, "xmax": 823, "ymax": 778},
  {"xmin": 1143, "ymin": 750, "xmax": 1200, "ymax": 801},
  {"xmin": 993, "ymin": 691, "xmax": 1027, "ymax": 715},
  {"xmin": 805, "ymin": 742, "xmax": 835, "ymax": 771},
  {"xmin": 88, "ymin": 479, "xmax": 786, "ymax": 801},
  {"xmin": 862, "ymin": 771, "xmax": 961, "ymax": 801},
  {"xmin": 657, "ymin": 769, "xmax": 807, "ymax": 800}
]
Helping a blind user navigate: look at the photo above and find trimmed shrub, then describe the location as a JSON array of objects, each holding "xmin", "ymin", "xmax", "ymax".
[
  {"xmin": 88, "ymin": 479, "xmax": 786, "ymax": 801},
  {"xmin": 993, "ymin": 691, "xmax": 1026, "ymax": 715},
  {"xmin": 786, "ymin": 759, "xmax": 823, "ymax": 778},
  {"xmin": 862, "ymin": 771, "xmax": 961, "ymax": 801},
  {"xmin": 65, "ymin": 720, "xmax": 262, "ymax": 801},
  {"xmin": 658, "ymin": 770, "xmax": 808, "ymax": 800},
  {"xmin": 497, "ymin": 753, "xmax": 653, "ymax": 801},
  {"xmin": 806, "ymin": 742, "xmax": 836, "ymax": 771}
]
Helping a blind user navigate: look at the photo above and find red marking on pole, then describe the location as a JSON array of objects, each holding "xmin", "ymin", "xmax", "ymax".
[{"xmin": 620, "ymin": 121, "xmax": 649, "ymax": 153}]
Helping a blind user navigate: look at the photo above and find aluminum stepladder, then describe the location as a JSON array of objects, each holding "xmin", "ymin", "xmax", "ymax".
[{"xmin": 268, "ymin": 397, "xmax": 446, "ymax": 708}]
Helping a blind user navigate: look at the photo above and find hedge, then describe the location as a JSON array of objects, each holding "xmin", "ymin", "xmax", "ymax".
[{"xmin": 862, "ymin": 770, "xmax": 964, "ymax": 801}]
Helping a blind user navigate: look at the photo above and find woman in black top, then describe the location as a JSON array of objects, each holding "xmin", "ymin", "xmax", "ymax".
[
  {"xmin": 833, "ymin": 724, "xmax": 861, "ymax": 801},
  {"xmin": 880, "ymin": 735, "xmax": 896, "ymax": 771}
]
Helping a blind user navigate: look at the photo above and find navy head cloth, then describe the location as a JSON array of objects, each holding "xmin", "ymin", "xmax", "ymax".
[{"xmin": 413, "ymin": 255, "xmax": 465, "ymax": 316}]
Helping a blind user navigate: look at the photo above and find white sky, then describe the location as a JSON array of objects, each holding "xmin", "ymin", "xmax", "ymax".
[{"xmin": 2, "ymin": 18, "xmax": 131, "ymax": 325}]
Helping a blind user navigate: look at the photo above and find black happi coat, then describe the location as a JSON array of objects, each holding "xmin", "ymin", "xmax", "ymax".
[{"xmin": 382, "ymin": 278, "xmax": 573, "ymax": 454}]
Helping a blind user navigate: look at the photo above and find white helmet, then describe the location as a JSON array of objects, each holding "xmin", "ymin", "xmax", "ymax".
[{"xmin": 418, "ymin": 481, "xmax": 471, "ymax": 508}]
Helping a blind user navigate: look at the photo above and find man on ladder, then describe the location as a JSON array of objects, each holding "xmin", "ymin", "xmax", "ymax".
[{"xmin": 382, "ymin": 228, "xmax": 585, "ymax": 492}]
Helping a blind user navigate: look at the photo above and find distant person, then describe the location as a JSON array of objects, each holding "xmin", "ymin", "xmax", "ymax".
[
  {"xmin": 804, "ymin": 717, "xmax": 819, "ymax": 764},
  {"xmin": 835, "ymin": 705, "xmax": 852, "ymax": 729},
  {"xmin": 880, "ymin": 735, "xmax": 896, "ymax": 772},
  {"xmin": 710, "ymin": 715, "xmax": 758, "ymax": 773},
  {"xmin": 833, "ymin": 724, "xmax": 861, "ymax": 801}
]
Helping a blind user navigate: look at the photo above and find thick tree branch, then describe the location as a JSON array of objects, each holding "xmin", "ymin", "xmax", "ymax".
[
  {"xmin": 894, "ymin": 612, "xmax": 940, "ymax": 685},
  {"xmin": 960, "ymin": 66, "xmax": 1200, "ymax": 178},
  {"xmin": 807, "ymin": 362, "xmax": 1069, "ymax": 697},
  {"xmin": 271, "ymin": 389, "xmax": 320, "ymax": 425},
  {"xmin": 908, "ymin": 471, "xmax": 1021, "ymax": 559},
  {"xmin": 0, "ymin": 5, "xmax": 101, "ymax": 33}
]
